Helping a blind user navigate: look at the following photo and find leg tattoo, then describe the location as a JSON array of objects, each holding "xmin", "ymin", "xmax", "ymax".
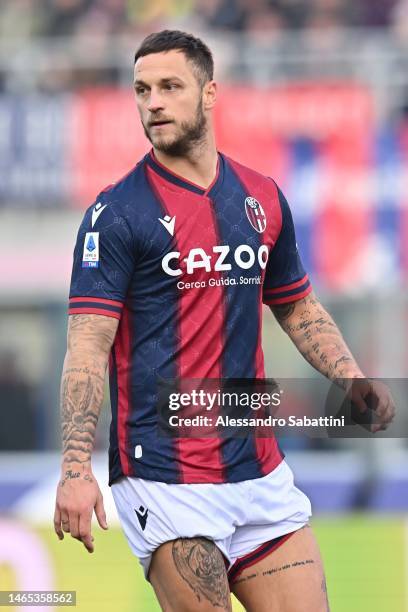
[{"xmin": 172, "ymin": 538, "xmax": 231, "ymax": 609}]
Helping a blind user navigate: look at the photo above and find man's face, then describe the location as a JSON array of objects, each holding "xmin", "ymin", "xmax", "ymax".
[{"xmin": 134, "ymin": 50, "xmax": 209, "ymax": 156}]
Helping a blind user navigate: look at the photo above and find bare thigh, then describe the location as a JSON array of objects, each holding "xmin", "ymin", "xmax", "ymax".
[
  {"xmin": 231, "ymin": 525, "xmax": 329, "ymax": 612},
  {"xmin": 149, "ymin": 537, "xmax": 233, "ymax": 612}
]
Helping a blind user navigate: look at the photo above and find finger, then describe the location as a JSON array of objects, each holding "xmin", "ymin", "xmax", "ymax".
[
  {"xmin": 371, "ymin": 403, "xmax": 387, "ymax": 431},
  {"xmin": 61, "ymin": 511, "xmax": 70, "ymax": 533},
  {"xmin": 371, "ymin": 404, "xmax": 385, "ymax": 433},
  {"xmin": 374, "ymin": 395, "xmax": 389, "ymax": 419},
  {"xmin": 387, "ymin": 404, "xmax": 396, "ymax": 422},
  {"xmin": 69, "ymin": 512, "xmax": 80, "ymax": 540},
  {"xmin": 352, "ymin": 393, "xmax": 368, "ymax": 414},
  {"xmin": 382, "ymin": 403, "xmax": 395, "ymax": 425},
  {"xmin": 371, "ymin": 419, "xmax": 388, "ymax": 433},
  {"xmin": 375, "ymin": 396, "xmax": 395, "ymax": 424},
  {"xmin": 95, "ymin": 494, "xmax": 108, "ymax": 530},
  {"xmin": 54, "ymin": 506, "xmax": 64, "ymax": 541},
  {"xmin": 79, "ymin": 510, "xmax": 94, "ymax": 553}
]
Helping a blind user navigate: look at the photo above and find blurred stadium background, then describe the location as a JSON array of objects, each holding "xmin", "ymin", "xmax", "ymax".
[{"xmin": 1, "ymin": 0, "xmax": 408, "ymax": 610}]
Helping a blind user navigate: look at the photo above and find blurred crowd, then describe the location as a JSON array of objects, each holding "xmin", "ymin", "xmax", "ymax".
[
  {"xmin": 1, "ymin": 0, "xmax": 408, "ymax": 40},
  {"xmin": 1, "ymin": 0, "xmax": 408, "ymax": 91}
]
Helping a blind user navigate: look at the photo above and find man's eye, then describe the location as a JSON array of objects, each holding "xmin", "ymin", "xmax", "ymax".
[
  {"xmin": 136, "ymin": 87, "xmax": 147, "ymax": 95},
  {"xmin": 165, "ymin": 83, "xmax": 179, "ymax": 90}
]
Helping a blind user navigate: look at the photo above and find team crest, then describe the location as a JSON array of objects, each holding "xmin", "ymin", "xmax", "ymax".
[{"xmin": 245, "ymin": 197, "xmax": 267, "ymax": 233}]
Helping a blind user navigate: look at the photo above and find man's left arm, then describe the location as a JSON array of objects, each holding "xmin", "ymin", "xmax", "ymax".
[{"xmin": 270, "ymin": 291, "xmax": 395, "ymax": 431}]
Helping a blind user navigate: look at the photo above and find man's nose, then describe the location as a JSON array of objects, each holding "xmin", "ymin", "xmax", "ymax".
[{"xmin": 147, "ymin": 90, "xmax": 164, "ymax": 112}]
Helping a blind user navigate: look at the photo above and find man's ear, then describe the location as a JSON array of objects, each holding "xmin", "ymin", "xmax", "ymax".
[{"xmin": 203, "ymin": 80, "xmax": 217, "ymax": 110}]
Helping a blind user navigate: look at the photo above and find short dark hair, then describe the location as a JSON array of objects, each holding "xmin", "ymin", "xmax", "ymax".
[{"xmin": 134, "ymin": 30, "xmax": 214, "ymax": 86}]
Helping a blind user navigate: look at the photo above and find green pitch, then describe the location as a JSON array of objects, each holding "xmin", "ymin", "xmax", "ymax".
[{"xmin": 7, "ymin": 517, "xmax": 404, "ymax": 612}]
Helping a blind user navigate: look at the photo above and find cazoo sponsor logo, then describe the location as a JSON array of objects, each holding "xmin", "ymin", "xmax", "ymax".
[{"xmin": 162, "ymin": 244, "xmax": 269, "ymax": 277}]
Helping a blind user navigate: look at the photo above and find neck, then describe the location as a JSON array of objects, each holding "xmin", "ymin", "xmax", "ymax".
[{"xmin": 153, "ymin": 131, "xmax": 218, "ymax": 190}]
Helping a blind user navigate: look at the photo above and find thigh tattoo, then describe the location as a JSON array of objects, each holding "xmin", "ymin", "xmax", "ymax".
[{"xmin": 172, "ymin": 538, "xmax": 231, "ymax": 609}]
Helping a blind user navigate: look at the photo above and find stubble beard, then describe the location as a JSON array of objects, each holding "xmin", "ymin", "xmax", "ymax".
[{"xmin": 143, "ymin": 100, "xmax": 208, "ymax": 157}]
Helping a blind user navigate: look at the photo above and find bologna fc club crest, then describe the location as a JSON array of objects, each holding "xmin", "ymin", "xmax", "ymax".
[{"xmin": 245, "ymin": 197, "xmax": 267, "ymax": 233}]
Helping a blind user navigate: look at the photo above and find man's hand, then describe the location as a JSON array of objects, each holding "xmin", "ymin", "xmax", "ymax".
[
  {"xmin": 54, "ymin": 465, "xmax": 108, "ymax": 553},
  {"xmin": 346, "ymin": 378, "xmax": 396, "ymax": 433}
]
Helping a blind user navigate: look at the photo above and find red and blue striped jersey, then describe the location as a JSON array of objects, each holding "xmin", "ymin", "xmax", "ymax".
[{"xmin": 68, "ymin": 151, "xmax": 312, "ymax": 485}]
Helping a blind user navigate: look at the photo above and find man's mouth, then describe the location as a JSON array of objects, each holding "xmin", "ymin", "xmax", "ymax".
[{"xmin": 150, "ymin": 120, "xmax": 173, "ymax": 127}]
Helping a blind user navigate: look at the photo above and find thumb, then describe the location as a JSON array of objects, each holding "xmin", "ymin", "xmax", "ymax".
[{"xmin": 95, "ymin": 493, "xmax": 108, "ymax": 530}]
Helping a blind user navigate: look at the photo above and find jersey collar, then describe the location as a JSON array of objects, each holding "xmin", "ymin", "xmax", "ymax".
[{"xmin": 146, "ymin": 149, "xmax": 224, "ymax": 198}]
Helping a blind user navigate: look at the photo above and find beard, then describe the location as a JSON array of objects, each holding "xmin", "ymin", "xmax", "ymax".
[{"xmin": 143, "ymin": 100, "xmax": 207, "ymax": 157}]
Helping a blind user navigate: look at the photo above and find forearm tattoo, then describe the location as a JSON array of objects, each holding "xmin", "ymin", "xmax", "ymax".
[
  {"xmin": 172, "ymin": 538, "xmax": 231, "ymax": 610},
  {"xmin": 271, "ymin": 293, "xmax": 363, "ymax": 382},
  {"xmin": 61, "ymin": 314, "xmax": 118, "ymax": 465}
]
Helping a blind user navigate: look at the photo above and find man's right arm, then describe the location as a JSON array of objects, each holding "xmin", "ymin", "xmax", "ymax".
[{"xmin": 54, "ymin": 313, "xmax": 119, "ymax": 552}]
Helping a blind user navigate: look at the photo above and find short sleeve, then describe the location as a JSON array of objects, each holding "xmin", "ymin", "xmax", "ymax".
[
  {"xmin": 263, "ymin": 186, "xmax": 312, "ymax": 306},
  {"xmin": 68, "ymin": 197, "xmax": 136, "ymax": 320}
]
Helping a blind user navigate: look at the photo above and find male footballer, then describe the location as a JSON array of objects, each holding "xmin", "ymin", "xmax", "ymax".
[{"xmin": 54, "ymin": 30, "xmax": 395, "ymax": 611}]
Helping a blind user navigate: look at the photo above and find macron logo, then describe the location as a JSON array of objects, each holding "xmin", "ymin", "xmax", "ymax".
[
  {"xmin": 92, "ymin": 202, "xmax": 107, "ymax": 228},
  {"xmin": 159, "ymin": 215, "xmax": 176, "ymax": 236},
  {"xmin": 135, "ymin": 505, "xmax": 149, "ymax": 531}
]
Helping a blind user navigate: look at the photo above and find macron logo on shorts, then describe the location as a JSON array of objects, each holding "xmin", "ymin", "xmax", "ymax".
[{"xmin": 135, "ymin": 505, "xmax": 149, "ymax": 531}]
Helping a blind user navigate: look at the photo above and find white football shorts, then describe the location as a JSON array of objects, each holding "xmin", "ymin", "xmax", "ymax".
[{"xmin": 111, "ymin": 459, "xmax": 311, "ymax": 582}]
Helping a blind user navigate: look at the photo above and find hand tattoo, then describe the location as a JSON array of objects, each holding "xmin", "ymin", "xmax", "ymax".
[{"xmin": 59, "ymin": 469, "xmax": 94, "ymax": 487}]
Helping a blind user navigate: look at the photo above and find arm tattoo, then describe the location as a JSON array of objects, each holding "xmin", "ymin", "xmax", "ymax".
[
  {"xmin": 271, "ymin": 293, "xmax": 363, "ymax": 381},
  {"xmin": 172, "ymin": 538, "xmax": 231, "ymax": 610},
  {"xmin": 271, "ymin": 302, "xmax": 296, "ymax": 322},
  {"xmin": 61, "ymin": 368, "xmax": 104, "ymax": 464},
  {"xmin": 61, "ymin": 314, "xmax": 118, "ymax": 466}
]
